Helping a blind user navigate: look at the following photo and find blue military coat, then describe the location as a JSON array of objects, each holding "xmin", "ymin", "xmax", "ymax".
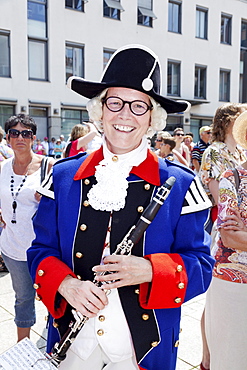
[{"xmin": 27, "ymin": 148, "xmax": 214, "ymax": 370}]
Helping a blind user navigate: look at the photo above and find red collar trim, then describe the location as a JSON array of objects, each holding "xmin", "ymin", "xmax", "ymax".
[{"xmin": 74, "ymin": 147, "xmax": 160, "ymax": 186}]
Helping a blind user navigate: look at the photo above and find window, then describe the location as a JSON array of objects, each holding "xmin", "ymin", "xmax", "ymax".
[
  {"xmin": 221, "ymin": 13, "xmax": 232, "ymax": 44},
  {"xmin": 194, "ymin": 65, "xmax": 207, "ymax": 99},
  {"xmin": 168, "ymin": 1, "xmax": 181, "ymax": 33},
  {"xmin": 28, "ymin": 0, "xmax": 48, "ymax": 81},
  {"xmin": 103, "ymin": 0, "xmax": 124, "ymax": 20},
  {"xmin": 66, "ymin": 43, "xmax": 84, "ymax": 82},
  {"xmin": 167, "ymin": 60, "xmax": 180, "ymax": 96},
  {"xmin": 103, "ymin": 48, "xmax": 115, "ymax": 70},
  {"xmin": 28, "ymin": 39, "xmax": 48, "ymax": 80},
  {"xmin": 0, "ymin": 31, "xmax": 10, "ymax": 77},
  {"xmin": 240, "ymin": 20, "xmax": 247, "ymax": 102},
  {"xmin": 0, "ymin": 104, "xmax": 15, "ymax": 128},
  {"xmin": 61, "ymin": 109, "xmax": 89, "ymax": 139},
  {"xmin": 65, "ymin": 0, "xmax": 84, "ymax": 11},
  {"xmin": 219, "ymin": 69, "xmax": 230, "ymax": 101},
  {"xmin": 137, "ymin": 0, "xmax": 156, "ymax": 27},
  {"xmin": 28, "ymin": 0, "xmax": 47, "ymax": 38},
  {"xmin": 29, "ymin": 106, "xmax": 48, "ymax": 140},
  {"xmin": 196, "ymin": 7, "xmax": 208, "ymax": 39}
]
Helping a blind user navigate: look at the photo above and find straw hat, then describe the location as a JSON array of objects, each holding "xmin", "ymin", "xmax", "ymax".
[{"xmin": 232, "ymin": 110, "xmax": 247, "ymax": 149}]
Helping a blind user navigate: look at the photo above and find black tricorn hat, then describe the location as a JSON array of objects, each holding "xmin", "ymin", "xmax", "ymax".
[{"xmin": 67, "ymin": 44, "xmax": 189, "ymax": 114}]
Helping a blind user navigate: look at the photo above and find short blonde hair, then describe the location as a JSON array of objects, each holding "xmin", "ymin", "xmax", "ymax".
[{"xmin": 86, "ymin": 88, "xmax": 167, "ymax": 137}]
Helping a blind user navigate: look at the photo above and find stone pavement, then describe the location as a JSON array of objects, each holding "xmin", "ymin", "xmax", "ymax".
[{"xmin": 0, "ymin": 271, "xmax": 205, "ymax": 369}]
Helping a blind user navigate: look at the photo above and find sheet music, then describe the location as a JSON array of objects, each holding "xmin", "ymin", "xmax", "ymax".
[{"xmin": 0, "ymin": 338, "xmax": 56, "ymax": 369}]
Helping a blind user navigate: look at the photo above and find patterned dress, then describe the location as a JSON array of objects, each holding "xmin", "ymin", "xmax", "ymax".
[
  {"xmin": 212, "ymin": 166, "xmax": 247, "ymax": 283},
  {"xmin": 200, "ymin": 141, "xmax": 246, "ymax": 204}
]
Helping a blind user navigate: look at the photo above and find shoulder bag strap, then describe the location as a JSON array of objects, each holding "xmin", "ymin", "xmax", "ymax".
[{"xmin": 232, "ymin": 167, "xmax": 241, "ymax": 206}]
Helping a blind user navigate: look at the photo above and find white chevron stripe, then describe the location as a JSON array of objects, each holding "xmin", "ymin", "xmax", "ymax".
[
  {"xmin": 37, "ymin": 171, "xmax": 54, "ymax": 199},
  {"xmin": 181, "ymin": 176, "xmax": 211, "ymax": 215}
]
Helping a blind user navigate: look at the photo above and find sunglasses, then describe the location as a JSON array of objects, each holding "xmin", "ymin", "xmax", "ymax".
[
  {"xmin": 175, "ymin": 133, "xmax": 184, "ymax": 136},
  {"xmin": 8, "ymin": 129, "xmax": 34, "ymax": 139}
]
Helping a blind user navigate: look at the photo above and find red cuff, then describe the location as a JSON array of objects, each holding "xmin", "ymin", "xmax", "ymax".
[
  {"xmin": 34, "ymin": 256, "xmax": 76, "ymax": 318},
  {"xmin": 139, "ymin": 253, "xmax": 188, "ymax": 309}
]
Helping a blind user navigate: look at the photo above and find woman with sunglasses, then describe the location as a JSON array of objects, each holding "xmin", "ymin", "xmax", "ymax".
[
  {"xmin": 0, "ymin": 114, "xmax": 54, "ymax": 342},
  {"xmin": 173, "ymin": 128, "xmax": 190, "ymax": 166},
  {"xmin": 28, "ymin": 45, "xmax": 214, "ymax": 370}
]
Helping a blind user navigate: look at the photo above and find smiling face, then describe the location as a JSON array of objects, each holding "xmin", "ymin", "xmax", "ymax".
[{"xmin": 102, "ymin": 87, "xmax": 151, "ymax": 154}]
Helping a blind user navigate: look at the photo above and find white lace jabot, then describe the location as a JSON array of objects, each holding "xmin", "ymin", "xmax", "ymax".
[{"xmin": 87, "ymin": 136, "xmax": 148, "ymax": 211}]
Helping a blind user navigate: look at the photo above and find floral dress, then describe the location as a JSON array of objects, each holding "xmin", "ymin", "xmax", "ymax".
[
  {"xmin": 212, "ymin": 166, "xmax": 247, "ymax": 284},
  {"xmin": 200, "ymin": 141, "xmax": 246, "ymax": 204}
]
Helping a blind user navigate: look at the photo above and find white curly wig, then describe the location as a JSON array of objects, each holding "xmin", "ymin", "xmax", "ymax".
[{"xmin": 86, "ymin": 88, "xmax": 167, "ymax": 137}]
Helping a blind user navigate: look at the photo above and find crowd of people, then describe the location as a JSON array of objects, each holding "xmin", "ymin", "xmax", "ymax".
[{"xmin": 0, "ymin": 44, "xmax": 246, "ymax": 370}]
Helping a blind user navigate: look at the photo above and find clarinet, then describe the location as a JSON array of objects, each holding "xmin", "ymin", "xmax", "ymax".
[{"xmin": 46, "ymin": 176, "xmax": 176, "ymax": 367}]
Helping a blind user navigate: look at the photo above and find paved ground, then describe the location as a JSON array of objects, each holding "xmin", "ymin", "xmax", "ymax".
[{"xmin": 0, "ymin": 271, "xmax": 204, "ymax": 369}]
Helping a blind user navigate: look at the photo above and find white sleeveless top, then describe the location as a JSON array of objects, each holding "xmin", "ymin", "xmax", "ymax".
[{"xmin": 0, "ymin": 158, "xmax": 41, "ymax": 261}]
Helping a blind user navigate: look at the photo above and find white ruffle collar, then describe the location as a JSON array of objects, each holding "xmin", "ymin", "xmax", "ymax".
[{"xmin": 87, "ymin": 136, "xmax": 148, "ymax": 211}]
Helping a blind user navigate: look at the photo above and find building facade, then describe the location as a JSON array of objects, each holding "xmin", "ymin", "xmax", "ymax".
[{"xmin": 0, "ymin": 0, "xmax": 247, "ymax": 141}]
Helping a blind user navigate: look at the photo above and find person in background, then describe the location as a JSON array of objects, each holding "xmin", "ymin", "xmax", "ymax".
[
  {"xmin": 49, "ymin": 137, "xmax": 56, "ymax": 158},
  {"xmin": 0, "ymin": 126, "xmax": 14, "ymax": 273},
  {"xmin": 185, "ymin": 132, "xmax": 195, "ymax": 148},
  {"xmin": 183, "ymin": 134, "xmax": 195, "ymax": 169},
  {"xmin": 27, "ymin": 44, "xmax": 213, "ymax": 370},
  {"xmin": 155, "ymin": 131, "xmax": 189, "ymax": 166},
  {"xmin": 33, "ymin": 138, "xmax": 46, "ymax": 155},
  {"xmin": 158, "ymin": 136, "xmax": 176, "ymax": 161},
  {"xmin": 0, "ymin": 114, "xmax": 54, "ymax": 342},
  {"xmin": 41, "ymin": 137, "xmax": 49, "ymax": 156},
  {"xmin": 192, "ymin": 126, "xmax": 212, "ymax": 174},
  {"xmin": 64, "ymin": 122, "xmax": 101, "ymax": 158},
  {"xmin": 54, "ymin": 139, "xmax": 63, "ymax": 159},
  {"xmin": 60, "ymin": 134, "xmax": 66, "ymax": 150},
  {"xmin": 199, "ymin": 103, "xmax": 246, "ymax": 370},
  {"xmin": 0, "ymin": 126, "xmax": 14, "ymax": 161},
  {"xmin": 204, "ymin": 109, "xmax": 247, "ymax": 370},
  {"xmin": 173, "ymin": 127, "xmax": 190, "ymax": 166}
]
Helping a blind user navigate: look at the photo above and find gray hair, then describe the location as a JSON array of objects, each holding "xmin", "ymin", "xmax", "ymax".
[{"xmin": 86, "ymin": 89, "xmax": 167, "ymax": 137}]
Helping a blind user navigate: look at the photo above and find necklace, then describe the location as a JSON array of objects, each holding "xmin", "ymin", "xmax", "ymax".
[{"xmin": 10, "ymin": 158, "xmax": 32, "ymax": 224}]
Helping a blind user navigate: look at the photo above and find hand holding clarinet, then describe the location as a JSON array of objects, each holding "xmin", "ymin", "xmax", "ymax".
[{"xmin": 51, "ymin": 176, "xmax": 176, "ymax": 366}]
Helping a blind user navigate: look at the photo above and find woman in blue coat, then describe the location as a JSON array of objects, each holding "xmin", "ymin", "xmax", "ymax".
[{"xmin": 27, "ymin": 44, "xmax": 214, "ymax": 370}]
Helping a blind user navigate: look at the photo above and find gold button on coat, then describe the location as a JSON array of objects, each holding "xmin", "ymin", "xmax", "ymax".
[
  {"xmin": 151, "ymin": 341, "xmax": 159, "ymax": 347},
  {"xmin": 135, "ymin": 289, "xmax": 140, "ymax": 294},
  {"xmin": 97, "ymin": 329, "xmax": 104, "ymax": 336},
  {"xmin": 137, "ymin": 206, "xmax": 144, "ymax": 213},
  {"xmin": 112, "ymin": 156, "xmax": 118, "ymax": 162},
  {"xmin": 84, "ymin": 179, "xmax": 90, "ymax": 185},
  {"xmin": 174, "ymin": 340, "xmax": 179, "ymax": 347},
  {"xmin": 33, "ymin": 283, "xmax": 40, "ymax": 290},
  {"xmin": 38, "ymin": 269, "xmax": 45, "ymax": 277},
  {"xmin": 77, "ymin": 275, "xmax": 82, "ymax": 280},
  {"xmin": 35, "ymin": 295, "xmax": 42, "ymax": 301},
  {"xmin": 178, "ymin": 282, "xmax": 185, "ymax": 289},
  {"xmin": 80, "ymin": 224, "xmax": 87, "ymax": 231},
  {"xmin": 76, "ymin": 252, "xmax": 83, "ymax": 259},
  {"xmin": 176, "ymin": 265, "xmax": 183, "ymax": 272},
  {"xmin": 83, "ymin": 200, "xmax": 90, "ymax": 207},
  {"xmin": 98, "ymin": 315, "xmax": 105, "ymax": 322},
  {"xmin": 142, "ymin": 314, "xmax": 149, "ymax": 321},
  {"xmin": 53, "ymin": 321, "xmax": 59, "ymax": 328},
  {"xmin": 174, "ymin": 297, "xmax": 182, "ymax": 304},
  {"xmin": 144, "ymin": 183, "xmax": 151, "ymax": 190}
]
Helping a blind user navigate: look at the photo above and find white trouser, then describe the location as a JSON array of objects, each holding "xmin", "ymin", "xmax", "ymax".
[{"xmin": 59, "ymin": 344, "xmax": 139, "ymax": 370}]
